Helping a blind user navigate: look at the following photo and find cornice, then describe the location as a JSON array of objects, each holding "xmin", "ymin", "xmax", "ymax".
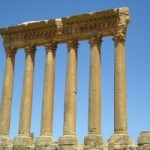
[{"xmin": 0, "ymin": 7, "xmax": 130, "ymax": 49}]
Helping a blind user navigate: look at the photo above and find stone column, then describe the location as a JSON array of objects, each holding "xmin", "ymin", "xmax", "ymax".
[
  {"xmin": 114, "ymin": 31, "xmax": 127, "ymax": 134},
  {"xmin": 84, "ymin": 35, "xmax": 103, "ymax": 149},
  {"xmin": 108, "ymin": 30, "xmax": 131, "ymax": 146},
  {"xmin": 14, "ymin": 45, "xmax": 36, "ymax": 148},
  {"xmin": 35, "ymin": 41, "xmax": 57, "ymax": 147},
  {"xmin": 59, "ymin": 39, "xmax": 78, "ymax": 147},
  {"xmin": 0, "ymin": 47, "xmax": 16, "ymax": 146}
]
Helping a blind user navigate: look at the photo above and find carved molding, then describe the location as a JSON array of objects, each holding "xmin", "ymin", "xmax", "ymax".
[
  {"xmin": 0, "ymin": 7, "xmax": 130, "ymax": 49},
  {"xmin": 112, "ymin": 7, "xmax": 130, "ymax": 44},
  {"xmin": 116, "ymin": 7, "xmax": 130, "ymax": 27}
]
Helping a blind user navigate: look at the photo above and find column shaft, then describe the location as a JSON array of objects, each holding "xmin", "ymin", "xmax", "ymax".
[
  {"xmin": 0, "ymin": 48, "xmax": 16, "ymax": 135},
  {"xmin": 108, "ymin": 30, "xmax": 131, "ymax": 146},
  {"xmin": 19, "ymin": 45, "xmax": 36, "ymax": 135},
  {"xmin": 58, "ymin": 39, "xmax": 78, "ymax": 146},
  {"xmin": 40, "ymin": 42, "xmax": 57, "ymax": 136},
  {"xmin": 84, "ymin": 36, "xmax": 103, "ymax": 148},
  {"xmin": 88, "ymin": 36, "xmax": 102, "ymax": 134},
  {"xmin": 63, "ymin": 40, "xmax": 78, "ymax": 135},
  {"xmin": 114, "ymin": 33, "xmax": 127, "ymax": 133}
]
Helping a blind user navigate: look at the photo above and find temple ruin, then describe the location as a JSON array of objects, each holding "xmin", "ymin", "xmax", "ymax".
[{"xmin": 0, "ymin": 7, "xmax": 150, "ymax": 150}]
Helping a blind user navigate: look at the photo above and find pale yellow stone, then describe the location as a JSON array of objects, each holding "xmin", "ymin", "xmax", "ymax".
[
  {"xmin": 35, "ymin": 42, "xmax": 57, "ymax": 148},
  {"xmin": 19, "ymin": 45, "xmax": 36, "ymax": 135},
  {"xmin": 88, "ymin": 36, "xmax": 102, "ymax": 135},
  {"xmin": 84, "ymin": 36, "xmax": 103, "ymax": 149},
  {"xmin": 107, "ymin": 30, "xmax": 132, "ymax": 147},
  {"xmin": 0, "ymin": 48, "xmax": 16, "ymax": 135},
  {"xmin": 114, "ymin": 34, "xmax": 127, "ymax": 133},
  {"xmin": 40, "ymin": 42, "xmax": 57, "ymax": 136},
  {"xmin": 59, "ymin": 39, "xmax": 78, "ymax": 146},
  {"xmin": 0, "ymin": 7, "xmax": 141, "ymax": 150},
  {"xmin": 63, "ymin": 39, "xmax": 78, "ymax": 136}
]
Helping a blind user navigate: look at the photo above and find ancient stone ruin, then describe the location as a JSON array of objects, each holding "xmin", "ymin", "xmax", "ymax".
[{"xmin": 0, "ymin": 7, "xmax": 150, "ymax": 150}]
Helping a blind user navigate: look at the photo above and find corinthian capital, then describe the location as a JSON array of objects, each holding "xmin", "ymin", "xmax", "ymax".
[
  {"xmin": 5, "ymin": 46, "xmax": 17, "ymax": 57},
  {"xmin": 89, "ymin": 35, "xmax": 102, "ymax": 46},
  {"xmin": 113, "ymin": 29, "xmax": 126, "ymax": 44},
  {"xmin": 25, "ymin": 44, "xmax": 36, "ymax": 55},
  {"xmin": 67, "ymin": 37, "xmax": 78, "ymax": 49},
  {"xmin": 45, "ymin": 41, "xmax": 57, "ymax": 54}
]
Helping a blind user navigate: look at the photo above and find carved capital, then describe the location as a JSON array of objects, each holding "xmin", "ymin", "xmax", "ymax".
[
  {"xmin": 66, "ymin": 38, "xmax": 78, "ymax": 50},
  {"xmin": 24, "ymin": 44, "xmax": 36, "ymax": 55},
  {"xmin": 116, "ymin": 7, "xmax": 130, "ymax": 27},
  {"xmin": 45, "ymin": 41, "xmax": 57, "ymax": 54},
  {"xmin": 113, "ymin": 29, "xmax": 126, "ymax": 44},
  {"xmin": 5, "ymin": 47, "xmax": 17, "ymax": 57},
  {"xmin": 89, "ymin": 35, "xmax": 102, "ymax": 47}
]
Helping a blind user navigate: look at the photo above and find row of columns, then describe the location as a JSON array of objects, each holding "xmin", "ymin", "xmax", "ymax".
[{"xmin": 0, "ymin": 33, "xmax": 130, "ymax": 147}]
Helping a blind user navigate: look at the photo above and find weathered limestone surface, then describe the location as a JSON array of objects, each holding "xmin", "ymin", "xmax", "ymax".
[
  {"xmin": 58, "ymin": 39, "xmax": 78, "ymax": 147},
  {"xmin": 0, "ymin": 47, "xmax": 16, "ymax": 147},
  {"xmin": 40, "ymin": 42, "xmax": 57, "ymax": 136},
  {"xmin": 107, "ymin": 6, "xmax": 132, "ymax": 147},
  {"xmin": 108, "ymin": 31, "xmax": 132, "ymax": 145},
  {"xmin": 35, "ymin": 41, "xmax": 57, "ymax": 149},
  {"xmin": 13, "ymin": 45, "xmax": 36, "ymax": 148},
  {"xmin": 137, "ymin": 131, "xmax": 150, "ymax": 150},
  {"xmin": 84, "ymin": 35, "xmax": 103, "ymax": 149},
  {"xmin": 0, "ymin": 7, "xmax": 149, "ymax": 150},
  {"xmin": 0, "ymin": 7, "xmax": 130, "ymax": 49},
  {"xmin": 19, "ymin": 45, "xmax": 36, "ymax": 136},
  {"xmin": 13, "ymin": 135, "xmax": 34, "ymax": 150},
  {"xmin": 0, "ymin": 142, "xmax": 139, "ymax": 150}
]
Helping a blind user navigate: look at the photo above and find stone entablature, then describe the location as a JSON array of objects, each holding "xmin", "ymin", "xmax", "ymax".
[
  {"xmin": 0, "ymin": 7, "xmax": 129, "ymax": 49},
  {"xmin": 0, "ymin": 7, "xmax": 150, "ymax": 150}
]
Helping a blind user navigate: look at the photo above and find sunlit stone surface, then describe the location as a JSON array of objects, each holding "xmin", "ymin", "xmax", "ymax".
[{"xmin": 0, "ymin": 7, "xmax": 149, "ymax": 150}]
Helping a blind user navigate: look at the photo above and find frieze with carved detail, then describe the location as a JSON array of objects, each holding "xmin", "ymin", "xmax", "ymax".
[{"xmin": 0, "ymin": 7, "xmax": 130, "ymax": 50}]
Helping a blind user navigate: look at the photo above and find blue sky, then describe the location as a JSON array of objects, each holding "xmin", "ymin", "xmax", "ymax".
[{"xmin": 0, "ymin": 0, "xmax": 150, "ymax": 143}]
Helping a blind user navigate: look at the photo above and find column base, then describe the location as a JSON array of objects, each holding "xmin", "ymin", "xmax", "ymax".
[
  {"xmin": 0, "ymin": 135, "xmax": 13, "ymax": 147},
  {"xmin": 108, "ymin": 133, "xmax": 132, "ymax": 149},
  {"xmin": 13, "ymin": 134, "xmax": 34, "ymax": 150},
  {"xmin": 138, "ymin": 131, "xmax": 150, "ymax": 144},
  {"xmin": 57, "ymin": 145, "xmax": 78, "ymax": 150},
  {"xmin": 137, "ymin": 131, "xmax": 150, "ymax": 150},
  {"xmin": 35, "ymin": 135, "xmax": 56, "ymax": 149},
  {"xmin": 84, "ymin": 134, "xmax": 103, "ymax": 149},
  {"xmin": 58, "ymin": 135, "xmax": 78, "ymax": 146}
]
